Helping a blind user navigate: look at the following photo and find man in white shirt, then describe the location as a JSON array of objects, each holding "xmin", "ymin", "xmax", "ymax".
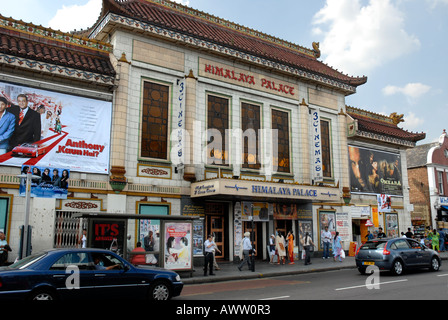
[
  {"xmin": 238, "ymin": 232, "xmax": 254, "ymax": 271},
  {"xmin": 203, "ymin": 234, "xmax": 216, "ymax": 276},
  {"xmin": 322, "ymin": 226, "xmax": 332, "ymax": 259}
]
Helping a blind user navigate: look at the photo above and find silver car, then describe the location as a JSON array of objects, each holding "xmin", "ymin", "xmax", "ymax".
[{"xmin": 356, "ymin": 238, "xmax": 441, "ymax": 276}]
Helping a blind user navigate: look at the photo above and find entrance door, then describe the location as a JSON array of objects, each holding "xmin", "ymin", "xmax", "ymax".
[
  {"xmin": 243, "ymin": 222, "xmax": 259, "ymax": 257},
  {"xmin": 206, "ymin": 203, "xmax": 227, "ymax": 260},
  {"xmin": 210, "ymin": 216, "xmax": 224, "ymax": 259}
]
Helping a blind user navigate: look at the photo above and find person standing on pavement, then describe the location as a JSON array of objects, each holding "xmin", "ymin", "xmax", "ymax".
[
  {"xmin": 301, "ymin": 232, "xmax": 315, "ymax": 265},
  {"xmin": 203, "ymin": 234, "xmax": 216, "ymax": 276},
  {"xmin": 377, "ymin": 227, "xmax": 386, "ymax": 239},
  {"xmin": 333, "ymin": 232, "xmax": 343, "ymax": 262},
  {"xmin": 438, "ymin": 228, "xmax": 445, "ymax": 252},
  {"xmin": 321, "ymin": 226, "xmax": 332, "ymax": 259},
  {"xmin": 269, "ymin": 234, "xmax": 276, "ymax": 264},
  {"xmin": 276, "ymin": 231, "xmax": 286, "ymax": 265},
  {"xmin": 430, "ymin": 229, "xmax": 440, "ymax": 252},
  {"xmin": 238, "ymin": 232, "xmax": 253, "ymax": 271},
  {"xmin": 286, "ymin": 231, "xmax": 295, "ymax": 264}
]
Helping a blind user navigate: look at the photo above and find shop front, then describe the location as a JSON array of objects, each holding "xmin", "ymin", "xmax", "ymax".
[{"xmin": 191, "ymin": 178, "xmax": 340, "ymax": 262}]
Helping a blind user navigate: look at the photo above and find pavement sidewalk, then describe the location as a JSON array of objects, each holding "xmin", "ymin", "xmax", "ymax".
[{"xmin": 181, "ymin": 251, "xmax": 448, "ymax": 285}]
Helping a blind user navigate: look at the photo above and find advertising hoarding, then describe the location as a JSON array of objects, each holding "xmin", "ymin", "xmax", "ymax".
[
  {"xmin": 0, "ymin": 81, "xmax": 112, "ymax": 174},
  {"xmin": 348, "ymin": 145, "xmax": 403, "ymax": 195}
]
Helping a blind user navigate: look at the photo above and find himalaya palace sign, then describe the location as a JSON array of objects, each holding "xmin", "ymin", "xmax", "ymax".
[{"xmin": 191, "ymin": 179, "xmax": 340, "ymax": 202}]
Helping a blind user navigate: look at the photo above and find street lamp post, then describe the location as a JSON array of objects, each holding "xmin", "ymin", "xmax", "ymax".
[
  {"xmin": 250, "ymin": 203, "xmax": 255, "ymax": 272},
  {"xmin": 17, "ymin": 171, "xmax": 39, "ymax": 259}
]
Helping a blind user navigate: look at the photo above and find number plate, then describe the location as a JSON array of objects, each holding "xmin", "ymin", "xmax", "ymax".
[{"xmin": 363, "ymin": 261, "xmax": 375, "ymax": 265}]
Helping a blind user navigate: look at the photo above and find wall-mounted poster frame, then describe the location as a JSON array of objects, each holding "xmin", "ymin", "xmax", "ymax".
[{"xmin": 161, "ymin": 220, "xmax": 193, "ymax": 271}]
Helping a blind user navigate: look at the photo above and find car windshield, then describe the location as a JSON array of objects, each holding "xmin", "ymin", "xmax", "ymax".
[
  {"xmin": 360, "ymin": 241, "xmax": 387, "ymax": 250},
  {"xmin": 7, "ymin": 253, "xmax": 47, "ymax": 269}
]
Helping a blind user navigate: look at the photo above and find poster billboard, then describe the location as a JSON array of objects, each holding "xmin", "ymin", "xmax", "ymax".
[
  {"xmin": 348, "ymin": 145, "xmax": 403, "ymax": 195},
  {"xmin": 89, "ymin": 219, "xmax": 126, "ymax": 256},
  {"xmin": 19, "ymin": 165, "xmax": 69, "ymax": 199},
  {"xmin": 0, "ymin": 81, "xmax": 112, "ymax": 174},
  {"xmin": 163, "ymin": 221, "xmax": 193, "ymax": 271}
]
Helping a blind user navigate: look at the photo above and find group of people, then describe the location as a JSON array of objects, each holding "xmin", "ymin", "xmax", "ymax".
[
  {"xmin": 407, "ymin": 227, "xmax": 447, "ymax": 252},
  {"xmin": 266, "ymin": 228, "xmax": 345, "ymax": 266}
]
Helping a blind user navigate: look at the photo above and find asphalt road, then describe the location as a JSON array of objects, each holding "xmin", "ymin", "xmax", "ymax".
[{"xmin": 176, "ymin": 268, "xmax": 448, "ymax": 300}]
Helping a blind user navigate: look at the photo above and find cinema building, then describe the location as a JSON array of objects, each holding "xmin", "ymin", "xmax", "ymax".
[
  {"xmin": 0, "ymin": 0, "xmax": 423, "ymax": 265},
  {"xmin": 78, "ymin": 0, "xmax": 371, "ymax": 262}
]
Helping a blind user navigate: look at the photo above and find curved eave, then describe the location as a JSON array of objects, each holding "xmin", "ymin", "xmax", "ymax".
[{"xmin": 89, "ymin": 11, "xmax": 365, "ymax": 95}]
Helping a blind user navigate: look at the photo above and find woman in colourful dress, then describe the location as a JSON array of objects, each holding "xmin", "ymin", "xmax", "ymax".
[
  {"xmin": 286, "ymin": 231, "xmax": 295, "ymax": 264},
  {"xmin": 333, "ymin": 232, "xmax": 343, "ymax": 262}
]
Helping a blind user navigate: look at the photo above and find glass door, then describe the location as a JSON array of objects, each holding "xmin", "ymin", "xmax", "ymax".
[{"xmin": 210, "ymin": 216, "xmax": 224, "ymax": 259}]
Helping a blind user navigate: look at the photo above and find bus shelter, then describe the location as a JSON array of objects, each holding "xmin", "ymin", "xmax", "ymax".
[{"xmin": 73, "ymin": 212, "xmax": 199, "ymax": 273}]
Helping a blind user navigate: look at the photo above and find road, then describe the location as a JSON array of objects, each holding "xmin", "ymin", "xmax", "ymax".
[{"xmin": 176, "ymin": 268, "xmax": 448, "ymax": 300}]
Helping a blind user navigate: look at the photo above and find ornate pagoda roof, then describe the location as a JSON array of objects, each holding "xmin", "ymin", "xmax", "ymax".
[
  {"xmin": 346, "ymin": 106, "xmax": 426, "ymax": 147},
  {"xmin": 0, "ymin": 15, "xmax": 116, "ymax": 85},
  {"xmin": 84, "ymin": 0, "xmax": 367, "ymax": 93}
]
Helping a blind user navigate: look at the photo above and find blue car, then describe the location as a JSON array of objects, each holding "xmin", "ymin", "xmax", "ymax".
[{"xmin": 0, "ymin": 248, "xmax": 183, "ymax": 300}]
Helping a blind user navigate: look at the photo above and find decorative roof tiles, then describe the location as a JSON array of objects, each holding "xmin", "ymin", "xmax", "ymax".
[
  {"xmin": 0, "ymin": 15, "xmax": 116, "ymax": 84},
  {"xmin": 87, "ymin": 0, "xmax": 367, "ymax": 91},
  {"xmin": 346, "ymin": 106, "xmax": 426, "ymax": 145}
]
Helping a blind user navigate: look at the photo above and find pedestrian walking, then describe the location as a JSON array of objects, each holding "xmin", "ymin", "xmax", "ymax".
[
  {"xmin": 238, "ymin": 232, "xmax": 254, "ymax": 271},
  {"xmin": 203, "ymin": 234, "xmax": 215, "ymax": 276},
  {"xmin": 438, "ymin": 228, "xmax": 446, "ymax": 252},
  {"xmin": 430, "ymin": 229, "xmax": 440, "ymax": 252},
  {"xmin": 287, "ymin": 230, "xmax": 295, "ymax": 264},
  {"xmin": 321, "ymin": 226, "xmax": 332, "ymax": 259},
  {"xmin": 275, "ymin": 231, "xmax": 286, "ymax": 265},
  {"xmin": 269, "ymin": 234, "xmax": 276, "ymax": 264},
  {"xmin": 333, "ymin": 232, "xmax": 343, "ymax": 262},
  {"xmin": 301, "ymin": 232, "xmax": 315, "ymax": 265}
]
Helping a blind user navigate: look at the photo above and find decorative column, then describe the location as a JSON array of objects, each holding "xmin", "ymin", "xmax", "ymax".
[
  {"xmin": 338, "ymin": 108, "xmax": 351, "ymax": 204},
  {"xmin": 183, "ymin": 69, "xmax": 198, "ymax": 182},
  {"xmin": 298, "ymin": 98, "xmax": 311, "ymax": 184},
  {"xmin": 109, "ymin": 53, "xmax": 130, "ymax": 193}
]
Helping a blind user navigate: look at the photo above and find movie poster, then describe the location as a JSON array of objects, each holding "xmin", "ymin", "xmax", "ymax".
[
  {"xmin": 19, "ymin": 165, "xmax": 69, "ymax": 199},
  {"xmin": 348, "ymin": 145, "xmax": 403, "ymax": 195},
  {"xmin": 164, "ymin": 222, "xmax": 192, "ymax": 271},
  {"xmin": 0, "ymin": 81, "xmax": 112, "ymax": 174}
]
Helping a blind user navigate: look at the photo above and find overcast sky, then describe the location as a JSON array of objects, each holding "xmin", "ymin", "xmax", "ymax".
[{"xmin": 1, "ymin": 0, "xmax": 447, "ymax": 144}]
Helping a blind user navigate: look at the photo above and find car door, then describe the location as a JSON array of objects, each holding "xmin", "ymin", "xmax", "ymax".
[
  {"xmin": 407, "ymin": 239, "xmax": 431, "ymax": 266},
  {"xmin": 90, "ymin": 252, "xmax": 147, "ymax": 299},
  {"xmin": 48, "ymin": 252, "xmax": 97, "ymax": 300},
  {"xmin": 391, "ymin": 239, "xmax": 415, "ymax": 266}
]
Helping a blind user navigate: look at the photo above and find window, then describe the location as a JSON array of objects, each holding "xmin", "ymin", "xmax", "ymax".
[
  {"xmin": 391, "ymin": 240, "xmax": 409, "ymax": 250},
  {"xmin": 438, "ymin": 171, "xmax": 444, "ymax": 195},
  {"xmin": 271, "ymin": 109, "xmax": 290, "ymax": 173},
  {"xmin": 141, "ymin": 81, "xmax": 170, "ymax": 160},
  {"xmin": 50, "ymin": 252, "xmax": 91, "ymax": 270},
  {"xmin": 0, "ymin": 198, "xmax": 9, "ymax": 234},
  {"xmin": 241, "ymin": 102, "xmax": 261, "ymax": 170},
  {"xmin": 320, "ymin": 120, "xmax": 332, "ymax": 178},
  {"xmin": 207, "ymin": 95, "xmax": 229, "ymax": 166}
]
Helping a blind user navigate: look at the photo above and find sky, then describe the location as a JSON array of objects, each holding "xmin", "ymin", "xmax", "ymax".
[{"xmin": 1, "ymin": 0, "xmax": 447, "ymax": 145}]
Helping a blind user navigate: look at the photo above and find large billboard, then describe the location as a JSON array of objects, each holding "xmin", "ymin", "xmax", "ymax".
[
  {"xmin": 0, "ymin": 81, "xmax": 112, "ymax": 174},
  {"xmin": 348, "ymin": 145, "xmax": 403, "ymax": 196}
]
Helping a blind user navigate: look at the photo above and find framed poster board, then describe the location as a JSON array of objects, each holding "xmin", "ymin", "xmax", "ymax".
[{"xmin": 161, "ymin": 220, "xmax": 193, "ymax": 271}]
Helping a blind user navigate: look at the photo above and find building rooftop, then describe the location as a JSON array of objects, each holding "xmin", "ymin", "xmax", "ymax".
[{"xmin": 84, "ymin": 0, "xmax": 367, "ymax": 91}]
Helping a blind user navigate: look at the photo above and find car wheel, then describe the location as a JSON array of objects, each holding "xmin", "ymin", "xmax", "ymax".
[
  {"xmin": 391, "ymin": 259, "xmax": 404, "ymax": 276},
  {"xmin": 29, "ymin": 289, "xmax": 57, "ymax": 301},
  {"xmin": 148, "ymin": 281, "xmax": 172, "ymax": 300},
  {"xmin": 430, "ymin": 257, "xmax": 440, "ymax": 272}
]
